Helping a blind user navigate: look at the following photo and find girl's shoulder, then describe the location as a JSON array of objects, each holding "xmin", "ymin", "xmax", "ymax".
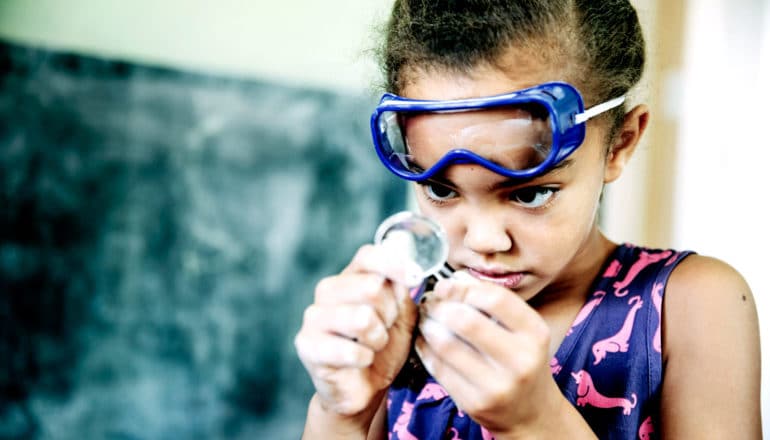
[
  {"xmin": 656, "ymin": 252, "xmax": 761, "ymax": 437},
  {"xmin": 662, "ymin": 251, "xmax": 757, "ymax": 353},
  {"xmin": 664, "ymin": 252, "xmax": 755, "ymax": 326},
  {"xmin": 610, "ymin": 243, "xmax": 755, "ymax": 344},
  {"xmin": 666, "ymin": 252, "xmax": 750, "ymax": 296}
]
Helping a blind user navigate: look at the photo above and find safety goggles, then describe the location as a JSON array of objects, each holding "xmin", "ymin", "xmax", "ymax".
[{"xmin": 370, "ymin": 81, "xmax": 625, "ymax": 181}]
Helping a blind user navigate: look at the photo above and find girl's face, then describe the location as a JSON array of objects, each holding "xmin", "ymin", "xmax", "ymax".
[{"xmin": 402, "ymin": 65, "xmax": 614, "ymax": 302}]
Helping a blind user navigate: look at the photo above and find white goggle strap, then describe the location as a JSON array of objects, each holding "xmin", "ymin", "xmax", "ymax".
[{"xmin": 575, "ymin": 96, "xmax": 626, "ymax": 124}]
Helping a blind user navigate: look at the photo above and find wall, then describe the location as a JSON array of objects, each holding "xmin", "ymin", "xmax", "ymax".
[
  {"xmin": 0, "ymin": 0, "xmax": 393, "ymax": 94},
  {"xmin": 0, "ymin": 40, "xmax": 406, "ymax": 439},
  {"xmin": 0, "ymin": 2, "xmax": 405, "ymax": 438},
  {"xmin": 671, "ymin": 0, "xmax": 770, "ymax": 433}
]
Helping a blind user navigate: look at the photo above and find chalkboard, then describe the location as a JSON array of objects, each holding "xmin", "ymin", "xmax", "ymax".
[{"xmin": 0, "ymin": 40, "xmax": 406, "ymax": 439}]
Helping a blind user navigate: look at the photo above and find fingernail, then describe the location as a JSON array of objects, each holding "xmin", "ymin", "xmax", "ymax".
[
  {"xmin": 413, "ymin": 342, "xmax": 434, "ymax": 375},
  {"xmin": 356, "ymin": 307, "xmax": 372, "ymax": 329},
  {"xmin": 344, "ymin": 347, "xmax": 360, "ymax": 365},
  {"xmin": 395, "ymin": 285, "xmax": 412, "ymax": 304},
  {"xmin": 404, "ymin": 262, "xmax": 424, "ymax": 288},
  {"xmin": 367, "ymin": 325, "xmax": 387, "ymax": 345},
  {"xmin": 420, "ymin": 318, "xmax": 447, "ymax": 341},
  {"xmin": 433, "ymin": 279, "xmax": 452, "ymax": 298},
  {"xmin": 365, "ymin": 275, "xmax": 385, "ymax": 293},
  {"xmin": 451, "ymin": 270, "xmax": 479, "ymax": 284},
  {"xmin": 384, "ymin": 306, "xmax": 398, "ymax": 328}
]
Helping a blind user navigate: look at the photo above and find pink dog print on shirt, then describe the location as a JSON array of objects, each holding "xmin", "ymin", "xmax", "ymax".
[
  {"xmin": 550, "ymin": 357, "xmax": 563, "ymax": 375},
  {"xmin": 592, "ymin": 296, "xmax": 643, "ymax": 365},
  {"xmin": 392, "ymin": 401, "xmax": 418, "ymax": 440},
  {"xmin": 613, "ymin": 250, "xmax": 672, "ymax": 297},
  {"xmin": 481, "ymin": 426, "xmax": 495, "ymax": 440},
  {"xmin": 604, "ymin": 259, "xmax": 622, "ymax": 278},
  {"xmin": 638, "ymin": 415, "xmax": 655, "ymax": 439},
  {"xmin": 416, "ymin": 382, "xmax": 449, "ymax": 402},
  {"xmin": 665, "ymin": 251, "xmax": 681, "ymax": 266},
  {"xmin": 651, "ymin": 282, "xmax": 663, "ymax": 353},
  {"xmin": 572, "ymin": 370, "xmax": 637, "ymax": 415},
  {"xmin": 567, "ymin": 290, "xmax": 606, "ymax": 336},
  {"xmin": 444, "ymin": 426, "xmax": 495, "ymax": 440}
]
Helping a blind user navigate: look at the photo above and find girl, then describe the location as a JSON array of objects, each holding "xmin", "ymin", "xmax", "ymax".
[{"xmin": 295, "ymin": 1, "xmax": 761, "ymax": 438}]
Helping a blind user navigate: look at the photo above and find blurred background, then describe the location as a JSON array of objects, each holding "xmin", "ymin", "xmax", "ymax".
[{"xmin": 0, "ymin": 0, "xmax": 767, "ymax": 438}]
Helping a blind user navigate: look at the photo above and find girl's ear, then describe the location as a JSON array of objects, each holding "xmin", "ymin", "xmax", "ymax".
[{"xmin": 603, "ymin": 104, "xmax": 649, "ymax": 183}]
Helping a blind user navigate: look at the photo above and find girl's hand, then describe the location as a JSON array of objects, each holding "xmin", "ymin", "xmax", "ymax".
[
  {"xmin": 416, "ymin": 278, "xmax": 563, "ymax": 438},
  {"xmin": 295, "ymin": 244, "xmax": 420, "ymax": 423}
]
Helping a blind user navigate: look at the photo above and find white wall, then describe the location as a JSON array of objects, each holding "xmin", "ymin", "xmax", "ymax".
[
  {"xmin": 0, "ymin": 0, "xmax": 392, "ymax": 93},
  {"xmin": 601, "ymin": 0, "xmax": 659, "ymax": 247},
  {"xmin": 671, "ymin": 0, "xmax": 770, "ymax": 433}
]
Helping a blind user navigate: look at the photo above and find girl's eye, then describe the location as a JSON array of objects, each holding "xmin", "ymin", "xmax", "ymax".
[
  {"xmin": 422, "ymin": 182, "xmax": 457, "ymax": 202},
  {"xmin": 510, "ymin": 187, "xmax": 557, "ymax": 208}
]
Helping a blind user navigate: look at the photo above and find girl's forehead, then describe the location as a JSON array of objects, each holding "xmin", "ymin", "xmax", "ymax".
[{"xmin": 401, "ymin": 55, "xmax": 570, "ymax": 100}]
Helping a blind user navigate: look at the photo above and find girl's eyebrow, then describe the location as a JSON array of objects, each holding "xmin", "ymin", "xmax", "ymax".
[
  {"xmin": 408, "ymin": 160, "xmax": 460, "ymax": 188},
  {"xmin": 488, "ymin": 159, "xmax": 575, "ymax": 191},
  {"xmin": 422, "ymin": 175, "xmax": 458, "ymax": 188}
]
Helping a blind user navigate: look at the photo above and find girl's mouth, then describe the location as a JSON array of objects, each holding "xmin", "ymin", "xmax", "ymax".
[{"xmin": 466, "ymin": 268, "xmax": 525, "ymax": 289}]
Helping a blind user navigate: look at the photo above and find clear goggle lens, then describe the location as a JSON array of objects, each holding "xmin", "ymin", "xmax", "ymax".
[{"xmin": 377, "ymin": 103, "xmax": 553, "ymax": 176}]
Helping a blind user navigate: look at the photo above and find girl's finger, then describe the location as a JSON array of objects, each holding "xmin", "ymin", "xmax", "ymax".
[
  {"xmin": 432, "ymin": 277, "xmax": 548, "ymax": 335},
  {"xmin": 295, "ymin": 330, "xmax": 375, "ymax": 369},
  {"xmin": 417, "ymin": 317, "xmax": 491, "ymax": 383},
  {"xmin": 421, "ymin": 300, "xmax": 518, "ymax": 366},
  {"xmin": 315, "ymin": 272, "xmax": 399, "ymax": 328},
  {"xmin": 343, "ymin": 244, "xmax": 425, "ymax": 289},
  {"xmin": 302, "ymin": 303, "xmax": 390, "ymax": 352}
]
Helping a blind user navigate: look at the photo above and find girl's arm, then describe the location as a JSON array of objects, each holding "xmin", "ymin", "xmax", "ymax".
[
  {"xmin": 661, "ymin": 255, "xmax": 761, "ymax": 438},
  {"xmin": 301, "ymin": 393, "xmax": 387, "ymax": 440},
  {"xmin": 366, "ymin": 395, "xmax": 388, "ymax": 440}
]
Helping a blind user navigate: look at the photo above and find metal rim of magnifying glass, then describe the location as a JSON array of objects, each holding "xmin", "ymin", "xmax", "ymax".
[{"xmin": 373, "ymin": 211, "xmax": 450, "ymax": 279}]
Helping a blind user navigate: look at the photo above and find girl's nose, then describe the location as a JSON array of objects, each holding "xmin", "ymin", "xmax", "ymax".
[{"xmin": 462, "ymin": 211, "xmax": 513, "ymax": 255}]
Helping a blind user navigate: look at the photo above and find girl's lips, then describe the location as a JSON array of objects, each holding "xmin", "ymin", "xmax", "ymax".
[{"xmin": 467, "ymin": 268, "xmax": 525, "ymax": 289}]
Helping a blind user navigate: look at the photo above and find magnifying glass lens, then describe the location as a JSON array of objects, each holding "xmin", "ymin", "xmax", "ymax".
[{"xmin": 373, "ymin": 211, "xmax": 449, "ymax": 281}]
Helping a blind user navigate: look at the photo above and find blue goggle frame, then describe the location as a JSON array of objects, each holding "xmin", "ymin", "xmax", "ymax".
[{"xmin": 370, "ymin": 81, "xmax": 624, "ymax": 181}]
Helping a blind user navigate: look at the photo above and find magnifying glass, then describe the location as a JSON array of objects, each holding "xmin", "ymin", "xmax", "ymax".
[{"xmin": 373, "ymin": 211, "xmax": 454, "ymax": 283}]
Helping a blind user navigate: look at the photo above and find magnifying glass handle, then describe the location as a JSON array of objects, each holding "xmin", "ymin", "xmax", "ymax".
[
  {"xmin": 434, "ymin": 265, "xmax": 479, "ymax": 284},
  {"xmin": 434, "ymin": 263, "xmax": 455, "ymax": 280}
]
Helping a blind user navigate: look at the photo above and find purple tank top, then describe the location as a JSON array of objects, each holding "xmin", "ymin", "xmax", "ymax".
[{"xmin": 387, "ymin": 244, "xmax": 693, "ymax": 439}]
